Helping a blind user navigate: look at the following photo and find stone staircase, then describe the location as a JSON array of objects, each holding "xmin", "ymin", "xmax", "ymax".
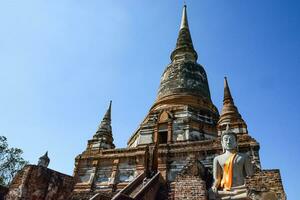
[{"xmin": 111, "ymin": 171, "xmax": 162, "ymax": 200}]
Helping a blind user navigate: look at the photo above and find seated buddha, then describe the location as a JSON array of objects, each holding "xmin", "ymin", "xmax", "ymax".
[{"xmin": 209, "ymin": 125, "xmax": 253, "ymax": 200}]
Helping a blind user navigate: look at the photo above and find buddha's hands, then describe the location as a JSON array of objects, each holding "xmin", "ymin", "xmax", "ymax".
[{"xmin": 211, "ymin": 186, "xmax": 218, "ymax": 193}]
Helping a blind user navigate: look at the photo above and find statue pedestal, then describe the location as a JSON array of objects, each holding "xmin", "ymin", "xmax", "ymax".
[{"xmin": 209, "ymin": 185, "xmax": 249, "ymax": 200}]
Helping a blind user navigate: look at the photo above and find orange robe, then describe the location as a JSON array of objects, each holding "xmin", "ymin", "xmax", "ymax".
[{"xmin": 220, "ymin": 153, "xmax": 237, "ymax": 191}]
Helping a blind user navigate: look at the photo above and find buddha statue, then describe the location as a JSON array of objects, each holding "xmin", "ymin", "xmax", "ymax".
[{"xmin": 209, "ymin": 125, "xmax": 253, "ymax": 200}]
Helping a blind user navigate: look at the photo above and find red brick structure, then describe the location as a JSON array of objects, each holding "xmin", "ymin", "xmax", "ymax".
[
  {"xmin": 246, "ymin": 170, "xmax": 287, "ymax": 200},
  {"xmin": 5, "ymin": 4, "xmax": 286, "ymax": 200},
  {"xmin": 172, "ymin": 177, "xmax": 207, "ymax": 200},
  {"xmin": 169, "ymin": 159, "xmax": 208, "ymax": 200},
  {"xmin": 5, "ymin": 165, "xmax": 74, "ymax": 200}
]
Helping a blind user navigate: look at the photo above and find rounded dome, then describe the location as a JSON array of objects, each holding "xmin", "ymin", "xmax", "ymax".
[{"xmin": 157, "ymin": 61, "xmax": 211, "ymax": 101}]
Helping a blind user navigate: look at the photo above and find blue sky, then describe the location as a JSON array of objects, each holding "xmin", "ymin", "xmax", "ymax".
[{"xmin": 0, "ymin": 0, "xmax": 299, "ymax": 199}]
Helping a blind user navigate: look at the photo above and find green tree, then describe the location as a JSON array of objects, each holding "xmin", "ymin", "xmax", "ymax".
[{"xmin": 0, "ymin": 136, "xmax": 28, "ymax": 186}]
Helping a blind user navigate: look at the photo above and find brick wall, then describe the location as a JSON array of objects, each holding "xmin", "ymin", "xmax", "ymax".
[
  {"xmin": 246, "ymin": 169, "xmax": 286, "ymax": 200},
  {"xmin": 70, "ymin": 191, "xmax": 114, "ymax": 200},
  {"xmin": 170, "ymin": 175, "xmax": 207, "ymax": 200},
  {"xmin": 6, "ymin": 165, "xmax": 74, "ymax": 200}
]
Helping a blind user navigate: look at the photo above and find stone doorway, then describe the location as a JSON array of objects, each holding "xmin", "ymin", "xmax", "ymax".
[{"xmin": 158, "ymin": 131, "xmax": 168, "ymax": 144}]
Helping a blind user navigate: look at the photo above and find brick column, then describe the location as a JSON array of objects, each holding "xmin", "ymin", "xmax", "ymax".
[
  {"xmin": 167, "ymin": 120, "xmax": 173, "ymax": 143},
  {"xmin": 109, "ymin": 159, "xmax": 119, "ymax": 189},
  {"xmin": 89, "ymin": 159, "xmax": 99, "ymax": 189},
  {"xmin": 154, "ymin": 125, "xmax": 158, "ymax": 143}
]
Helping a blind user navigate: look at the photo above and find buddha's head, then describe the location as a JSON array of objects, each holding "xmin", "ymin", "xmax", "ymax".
[{"xmin": 221, "ymin": 125, "xmax": 237, "ymax": 151}]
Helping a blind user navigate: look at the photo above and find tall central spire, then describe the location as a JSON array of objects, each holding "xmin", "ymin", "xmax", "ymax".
[
  {"xmin": 128, "ymin": 4, "xmax": 220, "ymax": 147},
  {"xmin": 170, "ymin": 5, "xmax": 198, "ymax": 62},
  {"xmin": 180, "ymin": 5, "xmax": 189, "ymax": 29},
  {"xmin": 156, "ymin": 5, "xmax": 213, "ymax": 103}
]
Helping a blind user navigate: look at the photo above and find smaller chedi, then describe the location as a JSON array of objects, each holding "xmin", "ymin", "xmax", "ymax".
[
  {"xmin": 87, "ymin": 101, "xmax": 115, "ymax": 151},
  {"xmin": 37, "ymin": 151, "xmax": 50, "ymax": 168}
]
